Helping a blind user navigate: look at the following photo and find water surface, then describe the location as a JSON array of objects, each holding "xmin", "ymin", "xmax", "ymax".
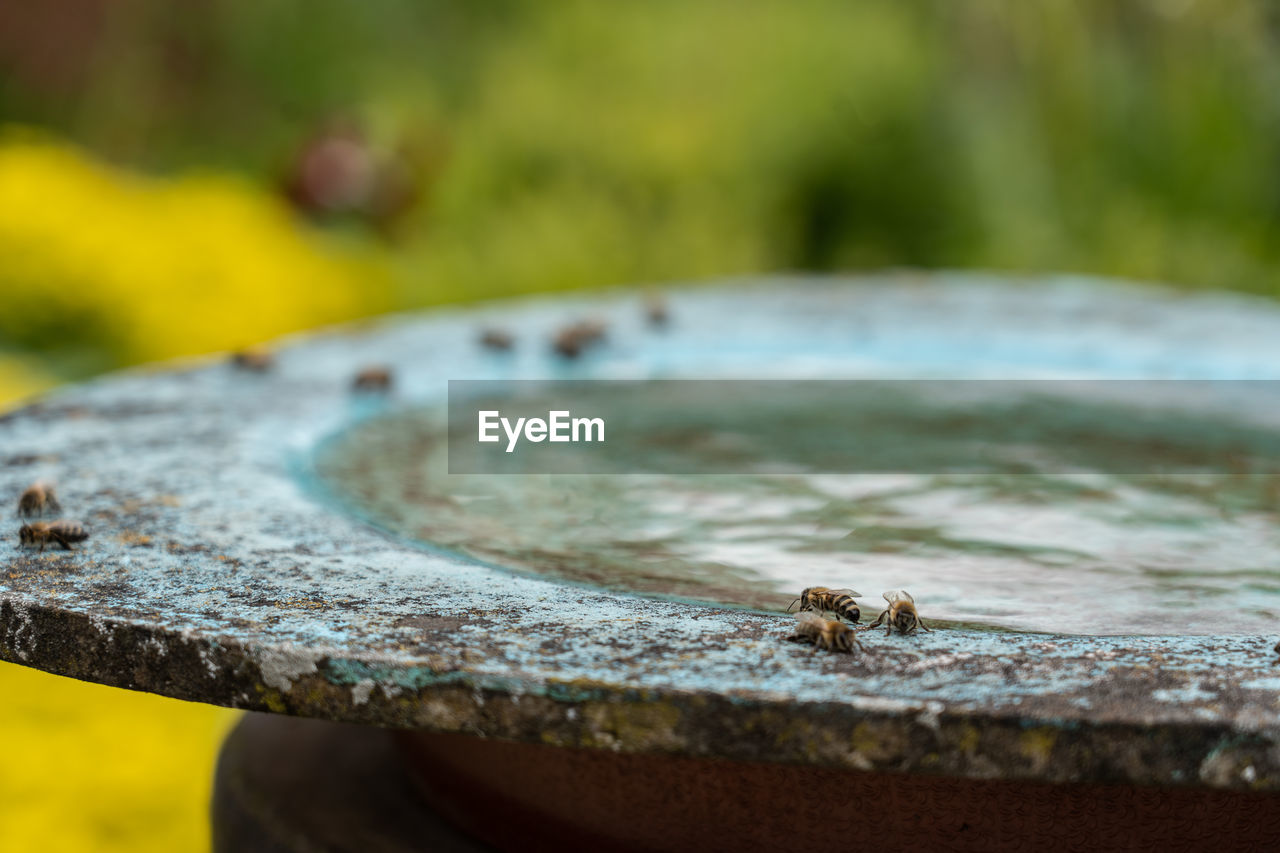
[{"xmin": 314, "ymin": 381, "xmax": 1280, "ymax": 635}]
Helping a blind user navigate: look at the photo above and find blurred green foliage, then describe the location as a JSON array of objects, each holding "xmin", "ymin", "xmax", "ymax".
[{"xmin": 4, "ymin": 0, "xmax": 1280, "ymax": 324}]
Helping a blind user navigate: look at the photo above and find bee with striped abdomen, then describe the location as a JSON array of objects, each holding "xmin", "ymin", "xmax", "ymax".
[
  {"xmin": 868, "ymin": 589, "xmax": 931, "ymax": 636},
  {"xmin": 788, "ymin": 611, "xmax": 864, "ymax": 654},
  {"xmin": 17, "ymin": 481, "xmax": 60, "ymax": 518},
  {"xmin": 18, "ymin": 520, "xmax": 89, "ymax": 552},
  {"xmin": 788, "ymin": 587, "xmax": 862, "ymax": 624}
]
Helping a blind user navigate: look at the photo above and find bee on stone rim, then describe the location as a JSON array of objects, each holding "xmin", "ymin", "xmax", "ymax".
[
  {"xmin": 643, "ymin": 292, "xmax": 669, "ymax": 328},
  {"xmin": 352, "ymin": 365, "xmax": 393, "ymax": 393},
  {"xmin": 231, "ymin": 347, "xmax": 274, "ymax": 372},
  {"xmin": 17, "ymin": 481, "xmax": 60, "ymax": 519},
  {"xmin": 478, "ymin": 328, "xmax": 515, "ymax": 351},
  {"xmin": 787, "ymin": 587, "xmax": 862, "ymax": 624},
  {"xmin": 868, "ymin": 589, "xmax": 931, "ymax": 636},
  {"xmin": 788, "ymin": 611, "xmax": 865, "ymax": 654},
  {"xmin": 552, "ymin": 319, "xmax": 607, "ymax": 359},
  {"xmin": 18, "ymin": 520, "xmax": 89, "ymax": 552}
]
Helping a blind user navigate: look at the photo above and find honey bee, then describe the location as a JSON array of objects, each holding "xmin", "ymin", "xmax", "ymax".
[
  {"xmin": 479, "ymin": 328, "xmax": 515, "ymax": 351},
  {"xmin": 231, "ymin": 347, "xmax": 274, "ymax": 372},
  {"xmin": 16, "ymin": 481, "xmax": 60, "ymax": 519},
  {"xmin": 644, "ymin": 292, "xmax": 669, "ymax": 328},
  {"xmin": 868, "ymin": 589, "xmax": 931, "ymax": 636},
  {"xmin": 18, "ymin": 520, "xmax": 89, "ymax": 552},
  {"xmin": 788, "ymin": 611, "xmax": 865, "ymax": 653},
  {"xmin": 352, "ymin": 366, "xmax": 393, "ymax": 392},
  {"xmin": 787, "ymin": 587, "xmax": 862, "ymax": 624},
  {"xmin": 552, "ymin": 319, "xmax": 607, "ymax": 359}
]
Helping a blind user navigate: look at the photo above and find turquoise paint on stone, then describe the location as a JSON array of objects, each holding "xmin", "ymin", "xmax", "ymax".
[{"xmin": 2, "ymin": 274, "xmax": 1280, "ymax": 789}]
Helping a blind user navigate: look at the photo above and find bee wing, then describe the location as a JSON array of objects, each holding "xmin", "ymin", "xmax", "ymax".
[
  {"xmin": 795, "ymin": 611, "xmax": 824, "ymax": 627},
  {"xmin": 826, "ymin": 588, "xmax": 860, "ymax": 598},
  {"xmin": 883, "ymin": 589, "xmax": 914, "ymax": 604}
]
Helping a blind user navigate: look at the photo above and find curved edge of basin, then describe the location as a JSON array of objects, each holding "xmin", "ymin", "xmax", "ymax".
[{"xmin": 2, "ymin": 273, "xmax": 1279, "ymax": 792}]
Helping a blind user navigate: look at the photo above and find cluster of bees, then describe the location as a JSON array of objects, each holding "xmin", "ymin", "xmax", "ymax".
[
  {"xmin": 14, "ymin": 298, "xmax": 666, "ymax": 550},
  {"xmin": 15, "ymin": 481, "xmax": 89, "ymax": 552},
  {"xmin": 230, "ymin": 294, "xmax": 668, "ymax": 389},
  {"xmin": 786, "ymin": 587, "xmax": 931, "ymax": 653},
  {"xmin": 479, "ymin": 291, "xmax": 668, "ymax": 359}
]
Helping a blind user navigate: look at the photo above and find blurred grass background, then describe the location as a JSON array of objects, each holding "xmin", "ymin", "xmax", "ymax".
[{"xmin": 3, "ymin": 0, "xmax": 1280, "ymax": 848}]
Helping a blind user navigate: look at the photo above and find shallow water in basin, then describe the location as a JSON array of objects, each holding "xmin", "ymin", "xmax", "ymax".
[{"xmin": 313, "ymin": 383, "xmax": 1280, "ymax": 635}]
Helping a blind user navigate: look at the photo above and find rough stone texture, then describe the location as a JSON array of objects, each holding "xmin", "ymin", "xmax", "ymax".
[{"xmin": 3, "ymin": 274, "xmax": 1280, "ymax": 791}]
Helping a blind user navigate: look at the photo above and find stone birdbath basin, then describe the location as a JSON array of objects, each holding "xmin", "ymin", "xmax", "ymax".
[{"xmin": 2, "ymin": 273, "xmax": 1280, "ymax": 851}]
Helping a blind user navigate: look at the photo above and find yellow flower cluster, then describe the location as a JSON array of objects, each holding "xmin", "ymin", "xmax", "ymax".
[
  {"xmin": 0, "ymin": 662, "xmax": 236, "ymax": 853},
  {"xmin": 0, "ymin": 356, "xmax": 51, "ymax": 409},
  {"xmin": 0, "ymin": 134, "xmax": 395, "ymax": 853},
  {"xmin": 0, "ymin": 130, "xmax": 387, "ymax": 364}
]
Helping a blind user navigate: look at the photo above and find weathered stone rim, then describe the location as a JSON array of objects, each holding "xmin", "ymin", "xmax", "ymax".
[{"xmin": 3, "ymin": 273, "xmax": 1280, "ymax": 791}]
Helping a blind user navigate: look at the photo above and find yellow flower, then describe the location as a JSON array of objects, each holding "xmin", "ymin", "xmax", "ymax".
[{"xmin": 0, "ymin": 130, "xmax": 388, "ymax": 365}]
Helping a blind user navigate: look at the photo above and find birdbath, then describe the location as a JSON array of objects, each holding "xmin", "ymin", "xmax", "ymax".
[{"xmin": 3, "ymin": 274, "xmax": 1280, "ymax": 852}]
